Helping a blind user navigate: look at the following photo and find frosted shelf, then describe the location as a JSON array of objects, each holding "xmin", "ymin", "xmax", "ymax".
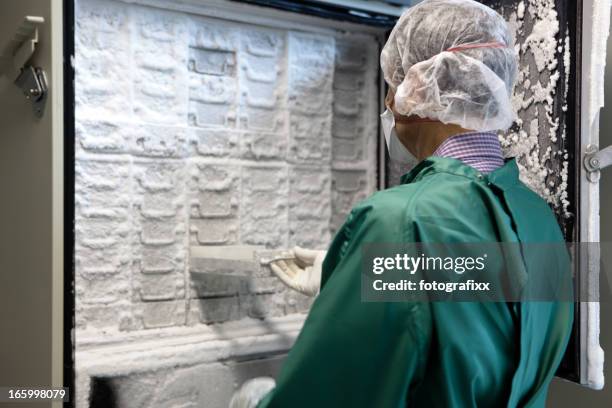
[{"xmin": 190, "ymin": 245, "xmax": 265, "ymax": 261}]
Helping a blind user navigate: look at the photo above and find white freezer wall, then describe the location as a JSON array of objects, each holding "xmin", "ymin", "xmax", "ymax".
[
  {"xmin": 73, "ymin": 0, "xmax": 379, "ymax": 406},
  {"xmin": 74, "ymin": 0, "xmax": 379, "ymax": 332}
]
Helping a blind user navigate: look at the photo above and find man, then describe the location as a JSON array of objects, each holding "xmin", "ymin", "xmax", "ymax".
[{"xmin": 231, "ymin": 0, "xmax": 573, "ymax": 406}]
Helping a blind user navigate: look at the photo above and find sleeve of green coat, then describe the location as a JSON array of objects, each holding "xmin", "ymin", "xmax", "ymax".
[{"xmin": 258, "ymin": 199, "xmax": 433, "ymax": 408}]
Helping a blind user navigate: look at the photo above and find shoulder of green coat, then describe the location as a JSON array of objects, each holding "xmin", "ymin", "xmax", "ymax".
[
  {"xmin": 504, "ymin": 179, "xmax": 566, "ymax": 242},
  {"xmin": 356, "ymin": 174, "xmax": 441, "ymax": 215},
  {"xmin": 350, "ymin": 184, "xmax": 422, "ymax": 232},
  {"xmin": 513, "ymin": 179, "xmax": 559, "ymax": 212},
  {"xmin": 337, "ymin": 174, "xmax": 451, "ymax": 244},
  {"xmin": 363, "ymin": 171, "xmax": 486, "ymax": 217}
]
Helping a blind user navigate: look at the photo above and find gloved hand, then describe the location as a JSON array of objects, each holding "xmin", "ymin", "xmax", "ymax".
[
  {"xmin": 265, "ymin": 247, "xmax": 326, "ymax": 297},
  {"xmin": 229, "ymin": 377, "xmax": 276, "ymax": 408}
]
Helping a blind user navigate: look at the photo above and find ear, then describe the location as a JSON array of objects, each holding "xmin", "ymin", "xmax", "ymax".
[{"xmin": 384, "ymin": 88, "xmax": 395, "ymax": 108}]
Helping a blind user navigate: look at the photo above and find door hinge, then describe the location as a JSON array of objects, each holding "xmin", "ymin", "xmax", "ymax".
[
  {"xmin": 584, "ymin": 144, "xmax": 612, "ymax": 183},
  {"xmin": 14, "ymin": 66, "xmax": 47, "ymax": 117}
]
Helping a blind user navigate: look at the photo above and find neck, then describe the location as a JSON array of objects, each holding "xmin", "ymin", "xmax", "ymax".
[{"xmin": 395, "ymin": 122, "xmax": 472, "ymax": 161}]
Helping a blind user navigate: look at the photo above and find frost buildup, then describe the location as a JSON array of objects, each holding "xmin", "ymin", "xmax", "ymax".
[{"xmin": 500, "ymin": 0, "xmax": 571, "ymax": 218}]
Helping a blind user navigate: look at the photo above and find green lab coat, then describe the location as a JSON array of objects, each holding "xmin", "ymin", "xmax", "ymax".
[{"xmin": 258, "ymin": 157, "xmax": 573, "ymax": 408}]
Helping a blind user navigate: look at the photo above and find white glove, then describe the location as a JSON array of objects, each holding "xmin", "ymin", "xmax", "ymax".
[
  {"xmin": 229, "ymin": 377, "xmax": 276, "ymax": 408},
  {"xmin": 266, "ymin": 246, "xmax": 326, "ymax": 297}
]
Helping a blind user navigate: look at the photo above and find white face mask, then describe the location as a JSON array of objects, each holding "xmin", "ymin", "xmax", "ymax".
[{"xmin": 380, "ymin": 109, "xmax": 416, "ymax": 164}]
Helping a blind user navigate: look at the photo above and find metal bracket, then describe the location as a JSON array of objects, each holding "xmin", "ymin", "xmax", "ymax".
[
  {"xmin": 0, "ymin": 16, "xmax": 47, "ymax": 117},
  {"xmin": 0, "ymin": 16, "xmax": 44, "ymax": 76},
  {"xmin": 14, "ymin": 66, "xmax": 47, "ymax": 117},
  {"xmin": 584, "ymin": 144, "xmax": 612, "ymax": 183}
]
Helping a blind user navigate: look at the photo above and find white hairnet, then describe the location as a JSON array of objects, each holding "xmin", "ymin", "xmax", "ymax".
[{"xmin": 380, "ymin": 0, "xmax": 518, "ymax": 131}]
